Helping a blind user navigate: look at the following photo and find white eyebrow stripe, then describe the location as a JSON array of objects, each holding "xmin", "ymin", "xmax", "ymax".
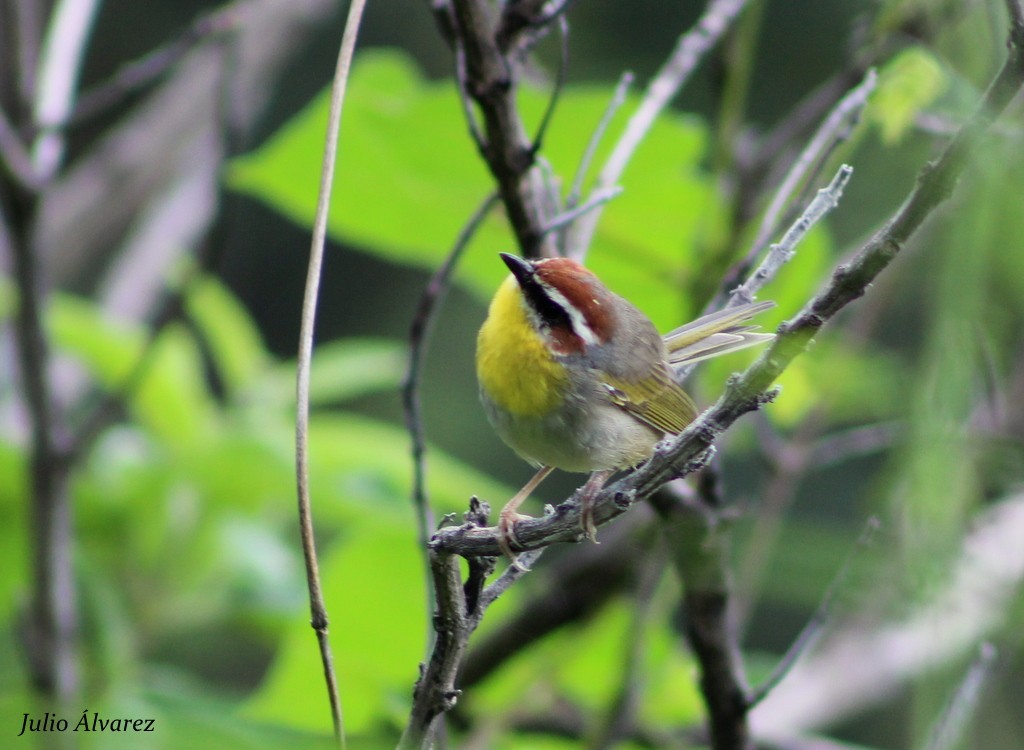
[{"xmin": 539, "ymin": 281, "xmax": 600, "ymax": 346}]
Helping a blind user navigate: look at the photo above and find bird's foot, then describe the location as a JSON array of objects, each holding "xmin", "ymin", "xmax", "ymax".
[
  {"xmin": 497, "ymin": 508, "xmax": 534, "ymax": 571},
  {"xmin": 576, "ymin": 469, "xmax": 612, "ymax": 544},
  {"xmin": 579, "ymin": 502, "xmax": 599, "ymax": 543}
]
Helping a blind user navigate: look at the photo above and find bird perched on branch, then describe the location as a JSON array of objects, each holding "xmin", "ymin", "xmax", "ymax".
[{"xmin": 477, "ymin": 252, "xmax": 774, "ymax": 567}]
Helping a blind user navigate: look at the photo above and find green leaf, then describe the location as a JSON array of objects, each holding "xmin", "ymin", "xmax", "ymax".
[
  {"xmin": 185, "ymin": 276, "xmax": 268, "ymax": 395},
  {"xmin": 50, "ymin": 295, "xmax": 215, "ymax": 447},
  {"xmin": 0, "ymin": 275, "xmax": 14, "ymax": 319},
  {"xmin": 67, "ymin": 676, "xmax": 338, "ymax": 750},
  {"xmin": 227, "ymin": 50, "xmax": 496, "ymax": 283},
  {"xmin": 489, "ymin": 737, "xmax": 586, "ymax": 750},
  {"xmin": 241, "ymin": 519, "xmax": 424, "ymax": 735},
  {"xmin": 228, "ymin": 48, "xmax": 716, "ymax": 329},
  {"xmin": 470, "ymin": 595, "xmax": 703, "ymax": 734},
  {"xmin": 304, "ymin": 413, "xmax": 513, "ymax": 522},
  {"xmin": 191, "ymin": 430, "xmax": 294, "ymax": 511},
  {"xmin": 260, "ymin": 338, "xmax": 406, "ymax": 409},
  {"xmin": 242, "ymin": 412, "xmax": 516, "ymax": 733},
  {"xmin": 0, "ymin": 442, "xmax": 28, "ymax": 623},
  {"xmin": 869, "ymin": 47, "xmax": 948, "ymax": 144},
  {"xmin": 639, "ymin": 617, "xmax": 704, "ymax": 728},
  {"xmin": 469, "ymin": 600, "xmax": 622, "ymax": 712},
  {"xmin": 308, "ymin": 339, "xmax": 405, "ymax": 405}
]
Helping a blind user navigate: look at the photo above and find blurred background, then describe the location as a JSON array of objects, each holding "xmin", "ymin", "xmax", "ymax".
[{"xmin": 2, "ymin": 0, "xmax": 1023, "ymax": 748}]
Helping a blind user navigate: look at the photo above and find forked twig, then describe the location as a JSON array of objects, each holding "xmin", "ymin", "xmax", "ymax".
[
  {"xmin": 449, "ymin": 0, "xmax": 559, "ymax": 257},
  {"xmin": 566, "ymin": 0, "xmax": 751, "ymax": 255},
  {"xmin": 675, "ymin": 164, "xmax": 853, "ymax": 383},
  {"xmin": 717, "ymin": 70, "xmax": 877, "ymax": 302},
  {"xmin": 731, "ymin": 164, "xmax": 853, "ymax": 306},
  {"xmin": 543, "ymin": 185, "xmax": 622, "ymax": 237},
  {"xmin": 751, "ymin": 73, "xmax": 874, "ymax": 265},
  {"xmin": 565, "ymin": 71, "xmax": 633, "ymax": 213}
]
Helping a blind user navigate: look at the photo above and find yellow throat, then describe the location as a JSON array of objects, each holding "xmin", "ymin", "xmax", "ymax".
[{"xmin": 477, "ymin": 276, "xmax": 569, "ymax": 417}]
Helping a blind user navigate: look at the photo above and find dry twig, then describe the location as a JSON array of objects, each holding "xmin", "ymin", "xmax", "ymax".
[
  {"xmin": 294, "ymin": 0, "xmax": 368, "ymax": 744},
  {"xmin": 566, "ymin": 0, "xmax": 751, "ymax": 255}
]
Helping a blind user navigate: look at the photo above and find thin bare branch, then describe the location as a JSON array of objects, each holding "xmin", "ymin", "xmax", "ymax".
[
  {"xmin": 730, "ymin": 164, "xmax": 853, "ymax": 306},
  {"xmin": 748, "ymin": 518, "xmax": 880, "ymax": 708},
  {"xmin": 64, "ymin": 2, "xmax": 243, "ymax": 129},
  {"xmin": 30, "ymin": 0, "xmax": 101, "ymax": 179},
  {"xmin": 923, "ymin": 642, "xmax": 998, "ymax": 750},
  {"xmin": 753, "ymin": 72, "xmax": 873, "ymax": 269},
  {"xmin": 453, "ymin": 40, "xmax": 487, "ymax": 152},
  {"xmin": 564, "ymin": 70, "xmax": 633, "ymax": 216},
  {"xmin": 402, "ymin": 192, "xmax": 499, "ymax": 641},
  {"xmin": 718, "ymin": 70, "xmax": 877, "ymax": 302},
  {"xmin": 671, "ymin": 163, "xmax": 852, "ymax": 386},
  {"xmin": 542, "ymin": 185, "xmax": 622, "ymax": 237},
  {"xmin": 294, "ymin": 0, "xmax": 368, "ymax": 745},
  {"xmin": 566, "ymin": 0, "xmax": 751, "ymax": 255},
  {"xmin": 4, "ymin": 183, "xmax": 79, "ymax": 702}
]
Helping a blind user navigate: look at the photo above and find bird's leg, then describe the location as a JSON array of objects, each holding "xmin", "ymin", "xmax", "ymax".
[
  {"xmin": 498, "ymin": 465, "xmax": 555, "ymax": 570},
  {"xmin": 578, "ymin": 469, "xmax": 612, "ymax": 542}
]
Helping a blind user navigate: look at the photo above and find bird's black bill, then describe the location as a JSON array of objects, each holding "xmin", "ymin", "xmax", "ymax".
[
  {"xmin": 499, "ymin": 253, "xmax": 534, "ymax": 286},
  {"xmin": 497, "ymin": 253, "xmax": 577, "ymax": 337}
]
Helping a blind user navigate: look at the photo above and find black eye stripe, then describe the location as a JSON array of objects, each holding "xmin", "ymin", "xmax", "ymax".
[{"xmin": 521, "ymin": 277, "xmax": 574, "ymax": 332}]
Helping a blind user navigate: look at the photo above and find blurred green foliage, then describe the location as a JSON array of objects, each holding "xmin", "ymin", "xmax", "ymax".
[
  {"xmin": 0, "ymin": 265, "xmax": 513, "ymax": 746},
  {"xmin": 3, "ymin": 9, "xmax": 1024, "ymax": 745}
]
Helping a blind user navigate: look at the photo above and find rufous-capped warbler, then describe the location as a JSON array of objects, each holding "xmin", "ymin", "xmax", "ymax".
[{"xmin": 477, "ymin": 253, "xmax": 773, "ymax": 566}]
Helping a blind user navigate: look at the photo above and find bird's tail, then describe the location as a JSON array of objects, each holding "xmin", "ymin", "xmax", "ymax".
[{"xmin": 663, "ymin": 300, "xmax": 775, "ymax": 366}]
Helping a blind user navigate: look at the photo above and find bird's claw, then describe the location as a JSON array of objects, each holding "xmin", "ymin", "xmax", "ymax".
[
  {"xmin": 498, "ymin": 510, "xmax": 533, "ymax": 571},
  {"xmin": 579, "ymin": 502, "xmax": 600, "ymax": 544}
]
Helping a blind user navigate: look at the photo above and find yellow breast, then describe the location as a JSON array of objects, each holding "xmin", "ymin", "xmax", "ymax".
[{"xmin": 476, "ymin": 276, "xmax": 569, "ymax": 417}]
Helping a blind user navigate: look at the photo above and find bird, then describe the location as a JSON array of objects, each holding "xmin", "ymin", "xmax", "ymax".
[{"xmin": 476, "ymin": 252, "xmax": 774, "ymax": 566}]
